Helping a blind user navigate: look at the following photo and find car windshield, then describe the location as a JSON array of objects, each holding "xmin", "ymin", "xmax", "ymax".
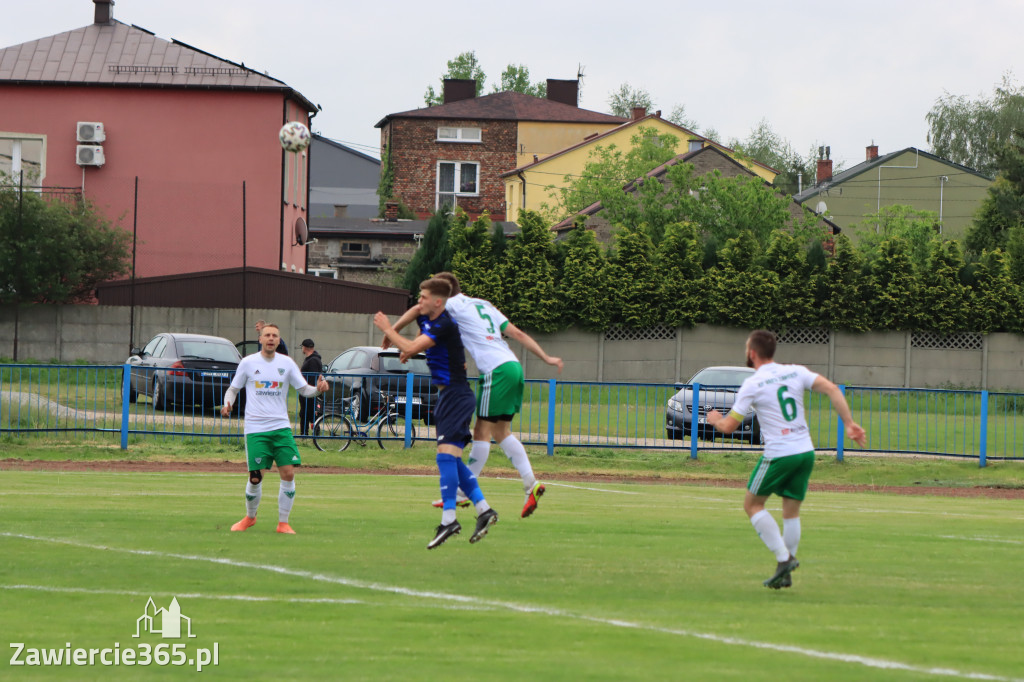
[
  {"xmin": 178, "ymin": 341, "xmax": 239, "ymax": 363},
  {"xmin": 379, "ymin": 353, "xmax": 429, "ymax": 375},
  {"xmin": 690, "ymin": 368, "xmax": 751, "ymax": 387}
]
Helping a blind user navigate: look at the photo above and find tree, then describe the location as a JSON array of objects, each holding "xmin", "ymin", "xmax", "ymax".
[
  {"xmin": 964, "ymin": 130, "xmax": 1024, "ymax": 254},
  {"xmin": 607, "ymin": 221, "xmax": 660, "ymax": 328},
  {"xmin": 607, "ymin": 83, "xmax": 654, "ymax": 118},
  {"xmin": 864, "ymin": 237, "xmax": 919, "ymax": 330},
  {"xmin": 402, "ymin": 206, "xmax": 453, "ymax": 292},
  {"xmin": 728, "ymin": 119, "xmax": 815, "ymax": 197},
  {"xmin": 764, "ymin": 231, "xmax": 816, "ymax": 329},
  {"xmin": 850, "ymin": 204, "xmax": 940, "ymax": 271},
  {"xmin": 926, "ymin": 74, "xmax": 1024, "ymax": 176},
  {"xmin": 424, "ymin": 51, "xmax": 486, "ymax": 106},
  {"xmin": 969, "ymin": 249, "xmax": 1017, "ymax": 333},
  {"xmin": 498, "ymin": 210, "xmax": 560, "ymax": 332},
  {"xmin": 666, "ymin": 104, "xmax": 698, "ymax": 131},
  {"xmin": 558, "ymin": 222, "xmax": 611, "ymax": 330},
  {"xmin": 491, "ymin": 64, "xmax": 546, "ymax": 97},
  {"xmin": 448, "ymin": 211, "xmax": 503, "ymax": 306},
  {"xmin": 825, "ymin": 234, "xmax": 870, "ymax": 332},
  {"xmin": 706, "ymin": 230, "xmax": 778, "ymax": 329},
  {"xmin": 656, "ymin": 222, "xmax": 704, "ymax": 328},
  {"xmin": 918, "ymin": 240, "xmax": 970, "ymax": 333}
]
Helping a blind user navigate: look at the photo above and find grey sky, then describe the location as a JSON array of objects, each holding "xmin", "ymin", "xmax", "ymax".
[{"xmin": 3, "ymin": 0, "xmax": 1022, "ymax": 168}]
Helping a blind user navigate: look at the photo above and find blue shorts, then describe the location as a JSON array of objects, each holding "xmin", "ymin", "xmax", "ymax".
[{"xmin": 433, "ymin": 383, "xmax": 475, "ymax": 448}]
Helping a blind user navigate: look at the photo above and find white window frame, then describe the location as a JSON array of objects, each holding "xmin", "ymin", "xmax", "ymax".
[
  {"xmin": 0, "ymin": 132, "xmax": 47, "ymax": 187},
  {"xmin": 309, "ymin": 268, "xmax": 338, "ymax": 279},
  {"xmin": 437, "ymin": 126, "xmax": 482, "ymax": 143},
  {"xmin": 436, "ymin": 160, "xmax": 480, "ymax": 210},
  {"xmin": 341, "ymin": 242, "xmax": 371, "ymax": 258}
]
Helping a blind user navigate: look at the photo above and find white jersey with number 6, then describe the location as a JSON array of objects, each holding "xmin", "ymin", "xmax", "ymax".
[
  {"xmin": 730, "ymin": 362, "xmax": 820, "ymax": 460},
  {"xmin": 443, "ymin": 293, "xmax": 518, "ymax": 373}
]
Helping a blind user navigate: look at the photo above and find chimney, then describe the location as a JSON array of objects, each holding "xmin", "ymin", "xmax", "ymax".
[
  {"xmin": 384, "ymin": 201, "xmax": 399, "ymax": 222},
  {"xmin": 546, "ymin": 79, "xmax": 579, "ymax": 106},
  {"xmin": 93, "ymin": 0, "xmax": 114, "ymax": 24},
  {"xmin": 866, "ymin": 143, "xmax": 879, "ymax": 161},
  {"xmin": 442, "ymin": 79, "xmax": 476, "ymax": 104},
  {"xmin": 631, "ymin": 106, "xmax": 647, "ymax": 121},
  {"xmin": 815, "ymin": 146, "xmax": 833, "ymax": 184}
]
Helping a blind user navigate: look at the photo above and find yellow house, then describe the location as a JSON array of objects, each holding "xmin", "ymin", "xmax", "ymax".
[{"xmin": 502, "ymin": 111, "xmax": 778, "ymax": 219}]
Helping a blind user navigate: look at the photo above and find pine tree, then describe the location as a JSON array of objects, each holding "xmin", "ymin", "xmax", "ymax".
[
  {"xmin": 970, "ymin": 249, "xmax": 1017, "ymax": 333},
  {"xmin": 707, "ymin": 230, "xmax": 779, "ymax": 328},
  {"xmin": 866, "ymin": 237, "xmax": 918, "ymax": 330},
  {"xmin": 656, "ymin": 222, "xmax": 703, "ymax": 328},
  {"xmin": 499, "ymin": 210, "xmax": 560, "ymax": 332},
  {"xmin": 918, "ymin": 240, "xmax": 969, "ymax": 333},
  {"xmin": 558, "ymin": 223, "xmax": 611, "ymax": 330},
  {"xmin": 825, "ymin": 234, "xmax": 870, "ymax": 332},
  {"xmin": 402, "ymin": 206, "xmax": 453, "ymax": 292},
  {"xmin": 607, "ymin": 222, "xmax": 661, "ymax": 328},
  {"xmin": 764, "ymin": 231, "xmax": 816, "ymax": 329},
  {"xmin": 449, "ymin": 211, "xmax": 502, "ymax": 305}
]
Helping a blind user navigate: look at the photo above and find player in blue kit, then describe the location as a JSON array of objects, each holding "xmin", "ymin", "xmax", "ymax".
[{"xmin": 373, "ymin": 277, "xmax": 499, "ymax": 549}]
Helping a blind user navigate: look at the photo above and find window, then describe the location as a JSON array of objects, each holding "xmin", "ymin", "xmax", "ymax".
[
  {"xmin": 688, "ymin": 140, "xmax": 703, "ymax": 152},
  {"xmin": 0, "ymin": 134, "xmax": 46, "ymax": 186},
  {"xmin": 437, "ymin": 127, "xmax": 481, "ymax": 143},
  {"xmin": 341, "ymin": 242, "xmax": 370, "ymax": 258},
  {"xmin": 437, "ymin": 161, "xmax": 479, "ymax": 209},
  {"xmin": 309, "ymin": 268, "xmax": 337, "ymax": 279}
]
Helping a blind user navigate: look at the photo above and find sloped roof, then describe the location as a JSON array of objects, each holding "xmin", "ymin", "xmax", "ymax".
[
  {"xmin": 501, "ymin": 113, "xmax": 778, "ymax": 178},
  {"xmin": 0, "ymin": 19, "xmax": 316, "ymax": 111},
  {"xmin": 376, "ymin": 91, "xmax": 626, "ymax": 128},
  {"xmin": 313, "ymin": 134, "xmax": 381, "ymax": 166},
  {"xmin": 793, "ymin": 147, "xmax": 993, "ymax": 202}
]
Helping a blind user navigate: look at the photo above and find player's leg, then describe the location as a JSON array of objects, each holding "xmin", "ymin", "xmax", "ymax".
[
  {"xmin": 270, "ymin": 429, "xmax": 301, "ymax": 534},
  {"xmin": 487, "ymin": 362, "xmax": 544, "ymax": 517},
  {"xmin": 231, "ymin": 433, "xmax": 272, "ymax": 531},
  {"xmin": 428, "ymin": 390, "xmax": 466, "ymax": 548}
]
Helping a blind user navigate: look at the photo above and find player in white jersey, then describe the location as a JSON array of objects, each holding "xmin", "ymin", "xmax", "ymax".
[
  {"xmin": 706, "ymin": 330, "xmax": 866, "ymax": 589},
  {"xmin": 386, "ymin": 272, "xmax": 563, "ymax": 517},
  {"xmin": 221, "ymin": 323, "xmax": 328, "ymax": 534}
]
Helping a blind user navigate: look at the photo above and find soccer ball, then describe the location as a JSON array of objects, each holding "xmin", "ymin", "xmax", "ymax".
[{"xmin": 279, "ymin": 121, "xmax": 311, "ymax": 152}]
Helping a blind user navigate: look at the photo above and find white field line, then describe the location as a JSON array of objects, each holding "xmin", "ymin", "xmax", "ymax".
[
  {"xmin": 2, "ymin": 532, "xmax": 1020, "ymax": 682},
  {"xmin": 937, "ymin": 535, "xmax": 1024, "ymax": 545}
]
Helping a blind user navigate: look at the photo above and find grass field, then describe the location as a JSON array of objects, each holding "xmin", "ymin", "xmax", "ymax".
[{"xmin": 2, "ymin": 445, "xmax": 1023, "ymax": 681}]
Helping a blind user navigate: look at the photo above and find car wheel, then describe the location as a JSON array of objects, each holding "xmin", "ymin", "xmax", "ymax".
[
  {"xmin": 128, "ymin": 384, "xmax": 138, "ymax": 404},
  {"xmin": 152, "ymin": 378, "xmax": 167, "ymax": 410},
  {"xmin": 751, "ymin": 420, "xmax": 762, "ymax": 445}
]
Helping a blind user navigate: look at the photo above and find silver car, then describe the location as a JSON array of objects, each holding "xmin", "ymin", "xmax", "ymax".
[{"xmin": 665, "ymin": 366, "xmax": 761, "ymax": 443}]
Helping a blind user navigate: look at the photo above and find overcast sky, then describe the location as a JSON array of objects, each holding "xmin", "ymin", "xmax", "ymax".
[{"xmin": 4, "ymin": 0, "xmax": 1023, "ymax": 168}]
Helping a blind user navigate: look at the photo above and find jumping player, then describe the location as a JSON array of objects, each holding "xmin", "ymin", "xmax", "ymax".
[
  {"xmin": 705, "ymin": 330, "xmax": 866, "ymax": 588},
  {"xmin": 221, "ymin": 323, "xmax": 328, "ymax": 534},
  {"xmin": 373, "ymin": 277, "xmax": 499, "ymax": 549}
]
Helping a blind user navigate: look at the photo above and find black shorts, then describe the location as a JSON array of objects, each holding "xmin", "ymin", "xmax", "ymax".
[{"xmin": 433, "ymin": 383, "xmax": 475, "ymax": 448}]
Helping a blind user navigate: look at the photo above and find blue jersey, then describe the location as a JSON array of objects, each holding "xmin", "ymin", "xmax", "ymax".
[{"xmin": 417, "ymin": 310, "xmax": 468, "ymax": 387}]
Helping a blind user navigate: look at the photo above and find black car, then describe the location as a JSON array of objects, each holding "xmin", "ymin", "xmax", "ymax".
[
  {"xmin": 127, "ymin": 333, "xmax": 243, "ymax": 412},
  {"xmin": 666, "ymin": 366, "xmax": 761, "ymax": 443},
  {"xmin": 322, "ymin": 346, "xmax": 437, "ymax": 423}
]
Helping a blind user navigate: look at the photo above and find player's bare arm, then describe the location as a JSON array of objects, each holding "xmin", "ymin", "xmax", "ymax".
[
  {"xmin": 373, "ymin": 312, "xmax": 435, "ymax": 360},
  {"xmin": 504, "ymin": 323, "xmax": 564, "ymax": 373},
  {"xmin": 706, "ymin": 409, "xmax": 740, "ymax": 434},
  {"xmin": 382, "ymin": 307, "xmax": 420, "ymax": 350},
  {"xmin": 812, "ymin": 375, "xmax": 867, "ymax": 447}
]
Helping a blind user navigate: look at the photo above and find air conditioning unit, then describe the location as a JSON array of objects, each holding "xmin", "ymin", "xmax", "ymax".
[
  {"xmin": 76, "ymin": 145, "xmax": 105, "ymax": 167},
  {"xmin": 77, "ymin": 121, "xmax": 106, "ymax": 143}
]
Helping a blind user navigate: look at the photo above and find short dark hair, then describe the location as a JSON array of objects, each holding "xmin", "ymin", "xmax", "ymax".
[
  {"xmin": 420, "ymin": 277, "xmax": 452, "ymax": 299},
  {"xmin": 747, "ymin": 330, "xmax": 777, "ymax": 360},
  {"xmin": 434, "ymin": 271, "xmax": 461, "ymax": 296}
]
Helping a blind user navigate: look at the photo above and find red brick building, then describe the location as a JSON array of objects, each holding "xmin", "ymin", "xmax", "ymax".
[{"xmin": 376, "ymin": 79, "xmax": 625, "ymax": 221}]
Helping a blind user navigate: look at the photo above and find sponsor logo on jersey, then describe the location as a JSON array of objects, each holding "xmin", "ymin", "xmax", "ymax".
[
  {"xmin": 254, "ymin": 381, "xmax": 282, "ymax": 389},
  {"xmin": 278, "ymin": 368, "xmax": 285, "ymax": 375}
]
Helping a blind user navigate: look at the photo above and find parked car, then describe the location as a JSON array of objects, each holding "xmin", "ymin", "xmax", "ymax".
[
  {"xmin": 665, "ymin": 366, "xmax": 761, "ymax": 443},
  {"xmin": 322, "ymin": 346, "xmax": 436, "ymax": 423},
  {"xmin": 127, "ymin": 333, "xmax": 243, "ymax": 413}
]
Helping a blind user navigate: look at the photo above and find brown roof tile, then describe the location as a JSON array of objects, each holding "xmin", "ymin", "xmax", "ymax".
[{"xmin": 377, "ymin": 91, "xmax": 626, "ymax": 128}]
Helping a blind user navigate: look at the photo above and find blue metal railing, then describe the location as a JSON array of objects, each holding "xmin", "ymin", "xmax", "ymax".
[{"xmin": 2, "ymin": 363, "xmax": 1023, "ymax": 466}]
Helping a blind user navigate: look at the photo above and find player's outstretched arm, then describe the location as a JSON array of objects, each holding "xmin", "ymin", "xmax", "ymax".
[
  {"xmin": 382, "ymin": 307, "xmax": 420, "ymax": 350},
  {"xmin": 504, "ymin": 323, "xmax": 563, "ymax": 373},
  {"xmin": 812, "ymin": 375, "xmax": 867, "ymax": 447},
  {"xmin": 374, "ymin": 312, "xmax": 435, "ymax": 359}
]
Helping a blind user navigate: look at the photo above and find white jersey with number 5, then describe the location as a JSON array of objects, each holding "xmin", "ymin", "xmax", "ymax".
[
  {"xmin": 730, "ymin": 362, "xmax": 819, "ymax": 460},
  {"xmin": 443, "ymin": 293, "xmax": 518, "ymax": 373}
]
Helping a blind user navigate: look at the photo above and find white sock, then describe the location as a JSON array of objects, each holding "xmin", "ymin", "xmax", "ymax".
[
  {"xmin": 245, "ymin": 482, "xmax": 261, "ymax": 518},
  {"xmin": 498, "ymin": 435, "xmax": 536, "ymax": 491},
  {"xmin": 750, "ymin": 510, "xmax": 789, "ymax": 562},
  {"xmin": 467, "ymin": 440, "xmax": 491, "ymax": 478},
  {"xmin": 474, "ymin": 500, "xmax": 491, "ymax": 515},
  {"xmin": 783, "ymin": 517, "xmax": 801, "ymax": 558},
  {"xmin": 441, "ymin": 509, "xmax": 457, "ymax": 525},
  {"xmin": 278, "ymin": 480, "xmax": 296, "ymax": 523}
]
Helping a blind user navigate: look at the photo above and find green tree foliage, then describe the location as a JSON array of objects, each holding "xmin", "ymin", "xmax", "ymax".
[
  {"xmin": 499, "ymin": 210, "xmax": 560, "ymax": 332},
  {"xmin": 424, "ymin": 51, "xmax": 486, "ymax": 106},
  {"xmin": 689, "ymin": 172, "xmax": 798, "ymax": 250},
  {"xmin": 926, "ymin": 75, "xmax": 1024, "ymax": 176},
  {"xmin": 825, "ymin": 234, "xmax": 870, "ymax": 332},
  {"xmin": 656, "ymin": 222, "xmax": 704, "ymax": 328},
  {"xmin": 607, "ymin": 83, "xmax": 654, "ymax": 118},
  {"xmin": 558, "ymin": 222, "xmax": 611, "ymax": 330},
  {"xmin": 0, "ymin": 184, "xmax": 131, "ymax": 304},
  {"xmin": 918, "ymin": 240, "xmax": 970, "ymax": 333},
  {"xmin": 607, "ymin": 222, "xmax": 661, "ymax": 328},
  {"xmin": 728, "ymin": 119, "xmax": 815, "ymax": 197},
  {"xmin": 448, "ymin": 211, "xmax": 503, "ymax": 306},
  {"xmin": 1006, "ymin": 225, "xmax": 1024, "ymax": 283},
  {"xmin": 666, "ymin": 104, "xmax": 698, "ymax": 131},
  {"xmin": 865, "ymin": 237, "xmax": 919, "ymax": 330},
  {"xmin": 706, "ymin": 230, "xmax": 778, "ymax": 328},
  {"xmin": 965, "ymin": 130, "xmax": 1024, "ymax": 253},
  {"xmin": 764, "ymin": 231, "xmax": 816, "ymax": 329},
  {"xmin": 376, "ymin": 145, "xmax": 394, "ymax": 217},
  {"xmin": 402, "ymin": 206, "xmax": 452, "ymax": 292},
  {"xmin": 970, "ymin": 249, "xmax": 1017, "ymax": 333},
  {"xmin": 492, "ymin": 64, "xmax": 546, "ymax": 97},
  {"xmin": 851, "ymin": 204, "xmax": 940, "ymax": 271}
]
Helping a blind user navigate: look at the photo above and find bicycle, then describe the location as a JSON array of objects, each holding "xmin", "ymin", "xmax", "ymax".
[{"xmin": 312, "ymin": 392, "xmax": 417, "ymax": 452}]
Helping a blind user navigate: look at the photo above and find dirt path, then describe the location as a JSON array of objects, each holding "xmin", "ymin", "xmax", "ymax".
[{"xmin": 3, "ymin": 458, "xmax": 1021, "ymax": 500}]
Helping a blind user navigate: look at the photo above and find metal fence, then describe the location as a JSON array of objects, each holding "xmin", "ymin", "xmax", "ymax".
[{"xmin": 2, "ymin": 364, "xmax": 1023, "ymax": 466}]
